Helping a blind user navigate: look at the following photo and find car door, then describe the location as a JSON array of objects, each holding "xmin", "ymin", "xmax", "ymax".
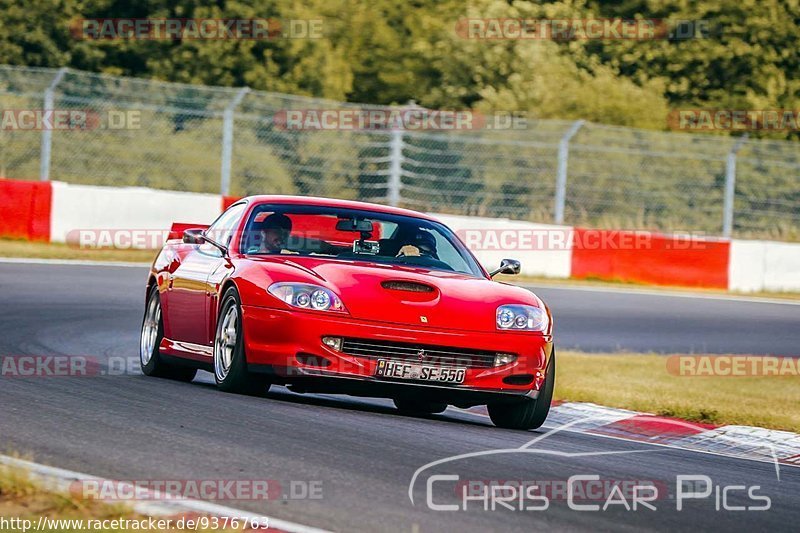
[{"xmin": 165, "ymin": 203, "xmax": 246, "ymax": 346}]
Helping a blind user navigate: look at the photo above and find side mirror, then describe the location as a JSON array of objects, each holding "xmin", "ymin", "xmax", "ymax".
[
  {"xmin": 490, "ymin": 258, "xmax": 521, "ymax": 278},
  {"xmin": 183, "ymin": 228, "xmax": 228, "ymax": 256},
  {"xmin": 182, "ymin": 228, "xmax": 205, "ymax": 244}
]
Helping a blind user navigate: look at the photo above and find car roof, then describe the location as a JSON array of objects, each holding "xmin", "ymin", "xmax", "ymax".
[{"xmin": 240, "ymin": 195, "xmax": 439, "ymax": 222}]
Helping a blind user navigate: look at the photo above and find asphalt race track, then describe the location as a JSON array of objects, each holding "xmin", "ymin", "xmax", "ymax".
[
  {"xmin": 1, "ymin": 262, "xmax": 798, "ymax": 532},
  {"xmin": 524, "ymin": 284, "xmax": 800, "ymax": 356}
]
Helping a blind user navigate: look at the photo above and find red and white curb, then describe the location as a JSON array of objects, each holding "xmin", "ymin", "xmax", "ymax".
[
  {"xmin": 0, "ymin": 455, "xmax": 330, "ymax": 533},
  {"xmin": 461, "ymin": 402, "xmax": 800, "ymax": 468}
]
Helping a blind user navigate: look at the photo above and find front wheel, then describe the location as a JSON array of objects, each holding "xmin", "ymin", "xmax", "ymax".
[
  {"xmin": 213, "ymin": 287, "xmax": 270, "ymax": 396},
  {"xmin": 488, "ymin": 351, "xmax": 555, "ymax": 430},
  {"xmin": 140, "ymin": 285, "xmax": 197, "ymax": 382}
]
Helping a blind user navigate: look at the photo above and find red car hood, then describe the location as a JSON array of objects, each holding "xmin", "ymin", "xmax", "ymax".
[{"xmin": 250, "ymin": 256, "xmax": 541, "ymax": 332}]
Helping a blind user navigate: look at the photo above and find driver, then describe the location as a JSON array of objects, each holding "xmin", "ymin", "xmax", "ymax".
[
  {"xmin": 411, "ymin": 231, "xmax": 438, "ymax": 258},
  {"xmin": 255, "ymin": 213, "xmax": 292, "ymax": 253},
  {"xmin": 395, "ymin": 229, "xmax": 438, "ymax": 258}
]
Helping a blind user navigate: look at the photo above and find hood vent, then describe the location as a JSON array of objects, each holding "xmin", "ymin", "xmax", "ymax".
[{"xmin": 381, "ymin": 280, "xmax": 435, "ymax": 293}]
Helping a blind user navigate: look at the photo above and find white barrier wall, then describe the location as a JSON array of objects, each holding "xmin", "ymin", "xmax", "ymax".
[
  {"xmin": 729, "ymin": 240, "xmax": 766, "ymax": 292},
  {"xmin": 729, "ymin": 240, "xmax": 800, "ymax": 292},
  {"xmin": 431, "ymin": 213, "xmax": 573, "ymax": 279},
  {"xmin": 763, "ymin": 242, "xmax": 800, "ymax": 292},
  {"xmin": 50, "ymin": 181, "xmax": 222, "ymax": 246}
]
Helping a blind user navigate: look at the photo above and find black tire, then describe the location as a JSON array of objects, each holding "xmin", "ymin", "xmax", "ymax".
[
  {"xmin": 140, "ymin": 285, "xmax": 197, "ymax": 382},
  {"xmin": 488, "ymin": 350, "xmax": 555, "ymax": 430},
  {"xmin": 213, "ymin": 287, "xmax": 270, "ymax": 396},
  {"xmin": 393, "ymin": 397, "xmax": 448, "ymax": 415}
]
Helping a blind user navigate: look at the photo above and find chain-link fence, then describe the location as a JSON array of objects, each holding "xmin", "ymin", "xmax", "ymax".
[{"xmin": 1, "ymin": 65, "xmax": 798, "ymax": 240}]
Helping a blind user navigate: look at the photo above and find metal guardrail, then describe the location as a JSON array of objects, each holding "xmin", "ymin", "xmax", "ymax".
[{"xmin": 1, "ymin": 65, "xmax": 798, "ymax": 239}]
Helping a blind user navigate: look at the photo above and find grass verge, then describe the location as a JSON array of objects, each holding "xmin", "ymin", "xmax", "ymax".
[
  {"xmin": 0, "ymin": 461, "xmax": 241, "ymax": 532},
  {"xmin": 557, "ymin": 351, "xmax": 800, "ymax": 432},
  {"xmin": 0, "ymin": 239, "xmax": 156, "ymax": 263},
  {"xmin": 0, "ymin": 462, "xmax": 145, "ymax": 532}
]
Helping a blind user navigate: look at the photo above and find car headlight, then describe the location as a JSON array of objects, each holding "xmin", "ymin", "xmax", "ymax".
[
  {"xmin": 268, "ymin": 283, "xmax": 346, "ymax": 312},
  {"xmin": 496, "ymin": 305, "xmax": 548, "ymax": 332}
]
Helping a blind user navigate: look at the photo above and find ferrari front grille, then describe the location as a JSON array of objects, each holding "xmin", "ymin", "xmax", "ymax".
[{"xmin": 340, "ymin": 338, "xmax": 502, "ymax": 368}]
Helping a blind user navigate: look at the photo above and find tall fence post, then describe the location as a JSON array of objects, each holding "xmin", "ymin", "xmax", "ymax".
[
  {"xmin": 219, "ymin": 87, "xmax": 250, "ymax": 196},
  {"xmin": 39, "ymin": 67, "xmax": 68, "ymax": 181},
  {"xmin": 387, "ymin": 128, "xmax": 404, "ymax": 207},
  {"xmin": 722, "ymin": 134, "xmax": 748, "ymax": 238},
  {"xmin": 554, "ymin": 120, "xmax": 585, "ymax": 224}
]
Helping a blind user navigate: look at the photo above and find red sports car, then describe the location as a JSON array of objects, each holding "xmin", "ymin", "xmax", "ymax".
[{"xmin": 140, "ymin": 196, "xmax": 555, "ymax": 429}]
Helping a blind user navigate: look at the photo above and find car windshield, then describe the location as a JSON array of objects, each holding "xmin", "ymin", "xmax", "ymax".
[{"xmin": 240, "ymin": 204, "xmax": 484, "ymax": 277}]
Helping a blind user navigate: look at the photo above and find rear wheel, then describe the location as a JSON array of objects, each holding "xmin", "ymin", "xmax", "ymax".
[
  {"xmin": 140, "ymin": 285, "xmax": 197, "ymax": 382},
  {"xmin": 393, "ymin": 397, "xmax": 448, "ymax": 415},
  {"xmin": 488, "ymin": 351, "xmax": 555, "ymax": 430},
  {"xmin": 213, "ymin": 287, "xmax": 270, "ymax": 396}
]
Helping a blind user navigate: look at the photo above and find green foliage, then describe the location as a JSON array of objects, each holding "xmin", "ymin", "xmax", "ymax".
[
  {"xmin": 0, "ymin": 0, "xmax": 796, "ymax": 137},
  {"xmin": 584, "ymin": 0, "xmax": 800, "ymax": 137},
  {"xmin": 1, "ymin": 0, "xmax": 797, "ymax": 239}
]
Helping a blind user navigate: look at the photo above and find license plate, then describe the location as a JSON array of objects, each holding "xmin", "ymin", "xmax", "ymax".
[{"xmin": 375, "ymin": 359, "xmax": 466, "ymax": 384}]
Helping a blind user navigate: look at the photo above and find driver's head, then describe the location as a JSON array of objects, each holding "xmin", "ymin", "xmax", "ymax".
[
  {"xmin": 256, "ymin": 213, "xmax": 292, "ymax": 252},
  {"xmin": 412, "ymin": 230, "xmax": 437, "ymax": 256}
]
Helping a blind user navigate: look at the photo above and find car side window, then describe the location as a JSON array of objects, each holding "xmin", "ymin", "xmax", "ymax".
[{"xmin": 206, "ymin": 203, "xmax": 246, "ymax": 249}]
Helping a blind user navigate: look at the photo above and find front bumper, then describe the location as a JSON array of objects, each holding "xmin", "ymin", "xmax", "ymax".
[{"xmin": 241, "ymin": 305, "xmax": 552, "ymax": 403}]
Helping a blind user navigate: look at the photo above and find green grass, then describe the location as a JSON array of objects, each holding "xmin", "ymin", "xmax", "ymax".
[
  {"xmin": 0, "ymin": 238, "xmax": 156, "ymax": 263},
  {"xmin": 0, "ymin": 461, "xmax": 242, "ymax": 532},
  {"xmin": 0, "ymin": 462, "xmax": 144, "ymax": 533},
  {"xmin": 557, "ymin": 351, "xmax": 800, "ymax": 432}
]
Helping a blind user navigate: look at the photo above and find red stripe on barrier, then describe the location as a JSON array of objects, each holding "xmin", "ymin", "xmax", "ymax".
[
  {"xmin": 0, "ymin": 179, "xmax": 52, "ymax": 241},
  {"xmin": 571, "ymin": 228, "xmax": 730, "ymax": 289}
]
